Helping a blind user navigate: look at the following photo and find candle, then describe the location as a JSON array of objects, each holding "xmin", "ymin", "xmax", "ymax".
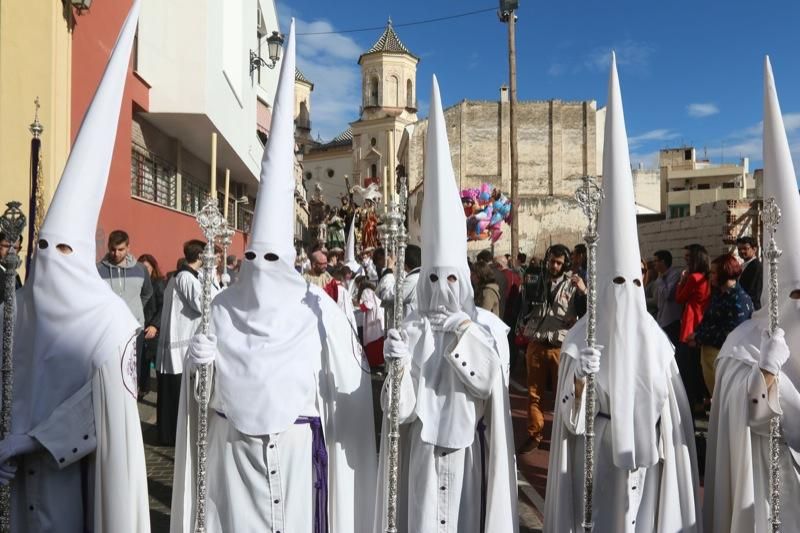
[
  {"xmin": 224, "ymin": 169, "xmax": 230, "ymax": 219},
  {"xmin": 383, "ymin": 164, "xmax": 389, "ymax": 207},
  {"xmin": 210, "ymin": 132, "xmax": 218, "ymax": 199}
]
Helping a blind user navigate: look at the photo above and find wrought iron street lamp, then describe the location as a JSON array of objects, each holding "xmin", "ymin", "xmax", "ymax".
[{"xmin": 250, "ymin": 31, "xmax": 284, "ymax": 74}]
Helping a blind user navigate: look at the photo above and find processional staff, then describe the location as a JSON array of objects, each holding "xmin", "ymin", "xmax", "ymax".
[
  {"xmin": 384, "ymin": 173, "xmax": 409, "ymax": 533},
  {"xmin": 193, "ymin": 193, "xmax": 227, "ymax": 533},
  {"xmin": 0, "ymin": 201, "xmax": 27, "ymax": 532},
  {"xmin": 763, "ymin": 197, "xmax": 782, "ymax": 532},
  {"xmin": 574, "ymin": 176, "xmax": 602, "ymax": 532}
]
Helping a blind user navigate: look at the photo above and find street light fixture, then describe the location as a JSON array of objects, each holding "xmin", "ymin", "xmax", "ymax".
[{"xmin": 250, "ymin": 31, "xmax": 284, "ymax": 74}]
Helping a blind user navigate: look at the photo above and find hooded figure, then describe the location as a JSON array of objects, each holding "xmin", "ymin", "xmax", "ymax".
[
  {"xmin": 704, "ymin": 57, "xmax": 800, "ymax": 533},
  {"xmin": 0, "ymin": 2, "xmax": 149, "ymax": 532},
  {"xmin": 374, "ymin": 75, "xmax": 517, "ymax": 533},
  {"xmin": 169, "ymin": 20, "xmax": 377, "ymax": 533},
  {"xmin": 544, "ymin": 54, "xmax": 701, "ymax": 532}
]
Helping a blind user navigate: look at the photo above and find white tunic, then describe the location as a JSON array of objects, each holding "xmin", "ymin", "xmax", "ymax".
[
  {"xmin": 373, "ymin": 310, "xmax": 517, "ymax": 533},
  {"xmin": 170, "ymin": 286, "xmax": 377, "ymax": 533},
  {"xmin": 9, "ymin": 340, "xmax": 150, "ymax": 533},
  {"xmin": 545, "ymin": 357, "xmax": 701, "ymax": 532},
  {"xmin": 704, "ymin": 349, "xmax": 800, "ymax": 532}
]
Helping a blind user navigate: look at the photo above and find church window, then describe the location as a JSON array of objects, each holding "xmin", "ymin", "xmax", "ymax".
[
  {"xmin": 389, "ymin": 75, "xmax": 399, "ymax": 107},
  {"xmin": 304, "ymin": 172, "xmax": 312, "ymax": 180},
  {"xmin": 371, "ymin": 137, "xmax": 377, "ymax": 147},
  {"xmin": 369, "ymin": 77, "xmax": 380, "ymax": 106},
  {"xmin": 327, "ymin": 168, "xmax": 335, "ymax": 178},
  {"xmin": 406, "ymin": 79, "xmax": 413, "ymax": 108},
  {"xmin": 370, "ymin": 164, "xmax": 378, "ymax": 178}
]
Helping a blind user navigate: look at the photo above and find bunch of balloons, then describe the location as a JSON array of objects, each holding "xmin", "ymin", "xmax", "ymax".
[{"xmin": 460, "ymin": 183, "xmax": 512, "ymax": 243}]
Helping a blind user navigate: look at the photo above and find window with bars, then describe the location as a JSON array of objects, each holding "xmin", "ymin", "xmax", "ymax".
[
  {"xmin": 181, "ymin": 174, "xmax": 209, "ymax": 216},
  {"xmin": 131, "ymin": 144, "xmax": 178, "ymax": 208}
]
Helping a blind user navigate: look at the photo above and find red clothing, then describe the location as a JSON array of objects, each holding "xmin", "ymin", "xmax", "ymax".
[{"xmin": 675, "ymin": 272, "xmax": 710, "ymax": 343}]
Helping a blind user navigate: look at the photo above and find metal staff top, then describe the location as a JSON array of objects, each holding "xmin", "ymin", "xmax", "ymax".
[
  {"xmin": 193, "ymin": 195, "xmax": 227, "ymax": 533},
  {"xmin": 0, "ymin": 201, "xmax": 27, "ymax": 533},
  {"xmin": 763, "ymin": 196, "xmax": 782, "ymax": 533},
  {"xmin": 574, "ymin": 176, "xmax": 602, "ymax": 532}
]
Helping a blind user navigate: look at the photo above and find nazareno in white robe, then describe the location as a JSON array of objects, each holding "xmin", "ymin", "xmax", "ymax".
[
  {"xmin": 2, "ymin": 303, "xmax": 150, "ymax": 533},
  {"xmin": 704, "ymin": 318, "xmax": 800, "ymax": 533},
  {"xmin": 169, "ymin": 282, "xmax": 377, "ymax": 533},
  {"xmin": 544, "ymin": 316, "xmax": 701, "ymax": 533},
  {"xmin": 373, "ymin": 308, "xmax": 518, "ymax": 533}
]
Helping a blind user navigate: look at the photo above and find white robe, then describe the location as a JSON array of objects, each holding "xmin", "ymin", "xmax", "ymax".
[
  {"xmin": 704, "ymin": 322, "xmax": 800, "ymax": 533},
  {"xmin": 544, "ymin": 357, "xmax": 701, "ymax": 532},
  {"xmin": 8, "ymin": 336, "xmax": 150, "ymax": 533},
  {"xmin": 373, "ymin": 309, "xmax": 518, "ymax": 533},
  {"xmin": 170, "ymin": 284, "xmax": 377, "ymax": 533}
]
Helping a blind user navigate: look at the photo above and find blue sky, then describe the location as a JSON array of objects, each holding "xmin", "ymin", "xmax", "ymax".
[{"xmin": 279, "ymin": 0, "xmax": 800, "ymax": 170}]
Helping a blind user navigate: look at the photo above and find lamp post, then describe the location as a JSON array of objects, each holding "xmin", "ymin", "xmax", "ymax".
[
  {"xmin": 251, "ymin": 31, "xmax": 284, "ymax": 75},
  {"xmin": 499, "ymin": 0, "xmax": 520, "ymax": 259}
]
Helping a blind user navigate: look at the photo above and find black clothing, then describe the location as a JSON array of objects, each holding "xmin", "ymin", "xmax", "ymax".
[{"xmin": 739, "ymin": 258, "xmax": 763, "ymax": 310}]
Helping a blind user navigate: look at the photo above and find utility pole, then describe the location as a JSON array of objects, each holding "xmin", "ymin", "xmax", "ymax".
[{"xmin": 499, "ymin": 0, "xmax": 520, "ymax": 259}]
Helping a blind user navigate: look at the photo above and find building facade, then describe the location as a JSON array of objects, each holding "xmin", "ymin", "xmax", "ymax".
[
  {"xmin": 660, "ymin": 146, "xmax": 756, "ymax": 218},
  {"xmin": 0, "ymin": 0, "xmax": 73, "ymax": 276}
]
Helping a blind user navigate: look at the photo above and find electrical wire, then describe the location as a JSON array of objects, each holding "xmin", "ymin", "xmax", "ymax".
[{"xmin": 296, "ymin": 6, "xmax": 497, "ymax": 36}]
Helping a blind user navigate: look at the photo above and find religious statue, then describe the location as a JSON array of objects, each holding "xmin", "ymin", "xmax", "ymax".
[
  {"xmin": 360, "ymin": 198, "xmax": 380, "ymax": 251},
  {"xmin": 325, "ymin": 209, "xmax": 346, "ymax": 252}
]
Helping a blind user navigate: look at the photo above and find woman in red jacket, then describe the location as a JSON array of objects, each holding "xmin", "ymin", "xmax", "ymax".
[{"xmin": 675, "ymin": 243, "xmax": 711, "ymax": 415}]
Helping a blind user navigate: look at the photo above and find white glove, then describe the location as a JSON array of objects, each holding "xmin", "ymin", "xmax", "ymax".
[
  {"xmin": 0, "ymin": 434, "xmax": 42, "ymax": 469},
  {"xmin": 384, "ymin": 329, "xmax": 410, "ymax": 361},
  {"xmin": 428, "ymin": 307, "xmax": 470, "ymax": 333},
  {"xmin": 575, "ymin": 345, "xmax": 602, "ymax": 380},
  {"xmin": 0, "ymin": 463, "xmax": 17, "ymax": 485},
  {"xmin": 187, "ymin": 333, "xmax": 218, "ymax": 367},
  {"xmin": 759, "ymin": 328, "xmax": 790, "ymax": 375},
  {"xmin": 442, "ymin": 311, "xmax": 471, "ymax": 334}
]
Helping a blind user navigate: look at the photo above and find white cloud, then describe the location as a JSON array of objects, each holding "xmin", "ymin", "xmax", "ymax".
[
  {"xmin": 687, "ymin": 103, "xmax": 719, "ymax": 118},
  {"xmin": 584, "ymin": 40, "xmax": 654, "ymax": 74},
  {"xmin": 702, "ymin": 112, "xmax": 800, "ymax": 169},
  {"xmin": 278, "ymin": 4, "xmax": 362, "ymax": 140},
  {"xmin": 628, "ymin": 128, "xmax": 680, "ymax": 147},
  {"xmin": 629, "ymin": 150, "xmax": 659, "ymax": 169}
]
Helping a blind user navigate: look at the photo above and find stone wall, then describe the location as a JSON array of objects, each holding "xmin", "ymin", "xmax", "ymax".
[{"xmin": 637, "ymin": 199, "xmax": 758, "ymax": 261}]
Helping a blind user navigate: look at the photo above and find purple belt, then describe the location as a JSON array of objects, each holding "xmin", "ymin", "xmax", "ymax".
[
  {"xmin": 477, "ymin": 417, "xmax": 487, "ymax": 533},
  {"xmin": 296, "ymin": 416, "xmax": 328, "ymax": 533}
]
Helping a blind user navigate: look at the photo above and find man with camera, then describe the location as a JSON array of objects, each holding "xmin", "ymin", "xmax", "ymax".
[{"xmin": 518, "ymin": 244, "xmax": 584, "ymax": 455}]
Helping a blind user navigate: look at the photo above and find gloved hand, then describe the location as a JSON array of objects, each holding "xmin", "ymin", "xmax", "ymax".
[
  {"xmin": 0, "ymin": 434, "xmax": 42, "ymax": 467},
  {"xmin": 575, "ymin": 345, "xmax": 602, "ymax": 380},
  {"xmin": 759, "ymin": 328, "xmax": 790, "ymax": 375},
  {"xmin": 384, "ymin": 329, "xmax": 410, "ymax": 361},
  {"xmin": 441, "ymin": 311, "xmax": 471, "ymax": 334},
  {"xmin": 187, "ymin": 333, "xmax": 218, "ymax": 367}
]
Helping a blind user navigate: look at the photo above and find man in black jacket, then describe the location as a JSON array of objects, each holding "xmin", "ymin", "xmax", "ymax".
[{"xmin": 736, "ymin": 236, "xmax": 762, "ymax": 309}]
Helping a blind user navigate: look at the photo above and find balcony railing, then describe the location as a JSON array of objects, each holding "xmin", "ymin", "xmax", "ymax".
[{"xmin": 131, "ymin": 144, "xmax": 177, "ymax": 209}]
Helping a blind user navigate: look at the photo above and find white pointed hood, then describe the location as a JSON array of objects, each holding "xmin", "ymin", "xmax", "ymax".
[
  {"xmin": 248, "ymin": 17, "xmax": 297, "ymax": 268},
  {"xmin": 211, "ymin": 21, "xmax": 322, "ymax": 436},
  {"xmin": 727, "ymin": 58, "xmax": 800, "ymax": 388},
  {"xmin": 416, "ymin": 75, "xmax": 475, "ymax": 318},
  {"xmin": 562, "ymin": 53, "xmax": 673, "ymax": 470},
  {"xmin": 12, "ymin": 0, "xmax": 142, "ymax": 434}
]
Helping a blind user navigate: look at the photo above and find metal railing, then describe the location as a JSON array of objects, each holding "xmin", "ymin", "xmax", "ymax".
[{"xmin": 131, "ymin": 144, "xmax": 177, "ymax": 208}]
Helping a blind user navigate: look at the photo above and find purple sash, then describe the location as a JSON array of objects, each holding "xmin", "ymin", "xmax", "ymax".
[{"xmin": 296, "ymin": 416, "xmax": 328, "ymax": 533}]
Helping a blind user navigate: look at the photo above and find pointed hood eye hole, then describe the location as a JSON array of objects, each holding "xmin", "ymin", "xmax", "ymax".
[
  {"xmin": 56, "ymin": 244, "xmax": 74, "ymax": 255},
  {"xmin": 429, "ymin": 274, "xmax": 439, "ymax": 282},
  {"xmin": 245, "ymin": 251, "xmax": 257, "ymax": 261},
  {"xmin": 790, "ymin": 289, "xmax": 800, "ymax": 300},
  {"xmin": 264, "ymin": 253, "xmax": 279, "ymax": 262},
  {"xmin": 633, "ymin": 279, "xmax": 642, "ymax": 287},
  {"xmin": 38, "ymin": 239, "xmax": 49, "ymax": 250},
  {"xmin": 613, "ymin": 276, "xmax": 626, "ymax": 285},
  {"xmin": 447, "ymin": 274, "xmax": 457, "ymax": 283}
]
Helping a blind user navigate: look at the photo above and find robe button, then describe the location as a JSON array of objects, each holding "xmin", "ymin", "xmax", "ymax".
[
  {"xmin": 461, "ymin": 362, "xmax": 467, "ymax": 367},
  {"xmin": 441, "ymin": 519, "xmax": 446, "ymax": 524},
  {"xmin": 762, "ymin": 393, "xmax": 766, "ymax": 398},
  {"xmin": 72, "ymin": 448, "xmax": 78, "ymax": 453},
  {"xmin": 454, "ymin": 353, "xmax": 459, "ymax": 359},
  {"xmin": 752, "ymin": 399, "xmax": 758, "ymax": 404},
  {"xmin": 270, "ymin": 470, "xmax": 277, "ymax": 475},
  {"xmin": 29, "ymin": 505, "xmax": 34, "ymax": 511},
  {"xmin": 269, "ymin": 444, "xmax": 275, "ymax": 449},
  {"xmin": 28, "ymin": 470, "xmax": 35, "ymax": 476},
  {"xmin": 59, "ymin": 458, "xmax": 65, "ymax": 463},
  {"xmin": 470, "ymin": 371, "xmax": 475, "ymax": 376},
  {"xmin": 440, "ymin": 486, "xmax": 446, "ymax": 490},
  {"xmin": 441, "ymin": 452, "xmax": 448, "ymax": 457},
  {"xmin": 83, "ymin": 435, "xmax": 89, "ymax": 440},
  {"xmin": 274, "ymin": 499, "xmax": 280, "ymax": 504}
]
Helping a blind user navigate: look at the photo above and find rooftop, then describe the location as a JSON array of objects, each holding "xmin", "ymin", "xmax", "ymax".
[{"xmin": 359, "ymin": 19, "xmax": 418, "ymax": 63}]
